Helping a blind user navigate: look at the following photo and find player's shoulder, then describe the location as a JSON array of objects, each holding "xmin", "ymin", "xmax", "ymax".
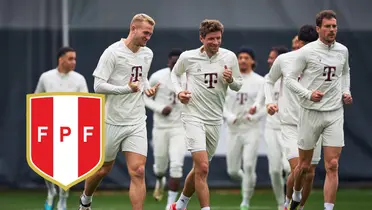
[
  {"xmin": 219, "ymin": 47, "xmax": 236, "ymax": 57},
  {"xmin": 69, "ymin": 71, "xmax": 86, "ymax": 80},
  {"xmin": 252, "ymin": 72, "xmax": 264, "ymax": 80},
  {"xmin": 40, "ymin": 69, "xmax": 57, "ymax": 78},
  {"xmin": 150, "ymin": 67, "xmax": 169, "ymax": 78},
  {"xmin": 139, "ymin": 46, "xmax": 154, "ymax": 57},
  {"xmin": 334, "ymin": 41, "xmax": 349, "ymax": 52}
]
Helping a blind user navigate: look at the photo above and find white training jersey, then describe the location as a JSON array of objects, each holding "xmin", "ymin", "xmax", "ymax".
[
  {"xmin": 92, "ymin": 39, "xmax": 153, "ymax": 125},
  {"xmin": 171, "ymin": 47, "xmax": 243, "ymax": 125},
  {"xmin": 223, "ymin": 72, "xmax": 266, "ymax": 132},
  {"xmin": 35, "ymin": 68, "xmax": 88, "ymax": 93},
  {"xmin": 284, "ymin": 39, "xmax": 351, "ymax": 111},
  {"xmin": 144, "ymin": 67, "xmax": 186, "ymax": 129},
  {"xmin": 254, "ymin": 74, "xmax": 281, "ymax": 129},
  {"xmin": 265, "ymin": 50, "xmax": 301, "ymax": 125}
]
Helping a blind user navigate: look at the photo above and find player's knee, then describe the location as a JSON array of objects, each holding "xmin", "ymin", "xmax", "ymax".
[
  {"xmin": 170, "ymin": 165, "xmax": 183, "ymax": 178},
  {"xmin": 153, "ymin": 164, "xmax": 167, "ymax": 177},
  {"xmin": 325, "ymin": 158, "xmax": 339, "ymax": 173},
  {"xmin": 97, "ymin": 163, "xmax": 113, "ymax": 177},
  {"xmin": 299, "ymin": 162, "xmax": 311, "ymax": 174},
  {"xmin": 227, "ymin": 169, "xmax": 241, "ymax": 181},
  {"xmin": 305, "ymin": 168, "xmax": 316, "ymax": 182},
  {"xmin": 195, "ymin": 162, "xmax": 209, "ymax": 177},
  {"xmin": 131, "ymin": 165, "xmax": 145, "ymax": 179},
  {"xmin": 243, "ymin": 164, "xmax": 254, "ymax": 175},
  {"xmin": 269, "ymin": 168, "xmax": 282, "ymax": 177}
]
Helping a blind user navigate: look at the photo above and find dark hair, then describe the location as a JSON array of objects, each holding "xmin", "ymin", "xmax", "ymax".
[
  {"xmin": 57, "ymin": 46, "xmax": 75, "ymax": 63},
  {"xmin": 237, "ymin": 46, "xmax": 256, "ymax": 69},
  {"xmin": 199, "ymin": 19, "xmax": 224, "ymax": 38},
  {"xmin": 298, "ymin": 25, "xmax": 318, "ymax": 43},
  {"xmin": 316, "ymin": 10, "xmax": 337, "ymax": 27},
  {"xmin": 271, "ymin": 46, "xmax": 289, "ymax": 56},
  {"xmin": 168, "ymin": 48, "xmax": 183, "ymax": 59}
]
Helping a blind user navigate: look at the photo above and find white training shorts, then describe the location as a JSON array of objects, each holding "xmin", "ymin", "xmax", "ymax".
[
  {"xmin": 281, "ymin": 124, "xmax": 321, "ymax": 165},
  {"xmin": 298, "ymin": 107, "xmax": 344, "ymax": 150},
  {"xmin": 104, "ymin": 122, "xmax": 147, "ymax": 162},
  {"xmin": 183, "ymin": 121, "xmax": 221, "ymax": 161},
  {"xmin": 152, "ymin": 127, "xmax": 186, "ymax": 178}
]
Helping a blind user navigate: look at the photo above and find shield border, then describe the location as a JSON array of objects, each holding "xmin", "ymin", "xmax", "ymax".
[{"xmin": 26, "ymin": 92, "xmax": 105, "ymax": 191}]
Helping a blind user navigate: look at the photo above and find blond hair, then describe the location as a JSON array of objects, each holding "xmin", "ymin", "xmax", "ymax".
[{"xmin": 131, "ymin": 13, "xmax": 156, "ymax": 26}]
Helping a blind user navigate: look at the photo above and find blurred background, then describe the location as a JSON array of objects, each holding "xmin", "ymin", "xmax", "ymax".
[{"xmin": 1, "ymin": 0, "xmax": 372, "ymax": 209}]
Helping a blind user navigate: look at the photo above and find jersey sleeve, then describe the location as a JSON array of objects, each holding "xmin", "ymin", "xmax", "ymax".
[
  {"xmin": 93, "ymin": 77, "xmax": 132, "ymax": 94},
  {"xmin": 342, "ymin": 48, "xmax": 351, "ymax": 95},
  {"xmin": 171, "ymin": 53, "xmax": 186, "ymax": 95},
  {"xmin": 265, "ymin": 58, "xmax": 282, "ymax": 104},
  {"xmin": 228, "ymin": 55, "xmax": 243, "ymax": 91},
  {"xmin": 34, "ymin": 73, "xmax": 45, "ymax": 93},
  {"xmin": 222, "ymin": 88, "xmax": 237, "ymax": 124},
  {"xmin": 284, "ymin": 48, "xmax": 312, "ymax": 100},
  {"xmin": 92, "ymin": 48, "xmax": 116, "ymax": 81}
]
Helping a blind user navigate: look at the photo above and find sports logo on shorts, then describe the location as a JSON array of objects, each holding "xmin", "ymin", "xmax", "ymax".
[{"xmin": 26, "ymin": 93, "xmax": 105, "ymax": 191}]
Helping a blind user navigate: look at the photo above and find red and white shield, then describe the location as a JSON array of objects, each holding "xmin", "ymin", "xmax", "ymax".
[{"xmin": 26, "ymin": 93, "xmax": 105, "ymax": 191}]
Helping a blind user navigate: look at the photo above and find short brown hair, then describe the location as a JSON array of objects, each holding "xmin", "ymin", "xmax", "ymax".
[
  {"xmin": 131, "ymin": 13, "xmax": 155, "ymax": 26},
  {"xmin": 316, "ymin": 10, "xmax": 336, "ymax": 27},
  {"xmin": 199, "ymin": 19, "xmax": 224, "ymax": 38}
]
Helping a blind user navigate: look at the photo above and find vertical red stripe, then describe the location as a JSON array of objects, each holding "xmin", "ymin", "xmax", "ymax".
[
  {"xmin": 31, "ymin": 97, "xmax": 54, "ymax": 177},
  {"xmin": 78, "ymin": 97, "xmax": 101, "ymax": 177}
]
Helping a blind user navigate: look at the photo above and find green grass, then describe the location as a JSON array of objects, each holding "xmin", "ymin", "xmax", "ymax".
[{"xmin": 0, "ymin": 189, "xmax": 371, "ymax": 210}]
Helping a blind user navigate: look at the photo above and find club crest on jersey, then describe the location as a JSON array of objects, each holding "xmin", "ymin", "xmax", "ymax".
[{"xmin": 26, "ymin": 93, "xmax": 105, "ymax": 191}]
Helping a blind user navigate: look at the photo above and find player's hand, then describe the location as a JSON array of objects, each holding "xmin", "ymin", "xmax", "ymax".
[
  {"xmin": 178, "ymin": 90, "xmax": 191, "ymax": 104},
  {"xmin": 343, "ymin": 93, "xmax": 353, "ymax": 104},
  {"xmin": 249, "ymin": 106, "xmax": 256, "ymax": 115},
  {"xmin": 223, "ymin": 65, "xmax": 233, "ymax": 83},
  {"xmin": 128, "ymin": 76, "xmax": 140, "ymax": 92},
  {"xmin": 266, "ymin": 103, "xmax": 278, "ymax": 115},
  {"xmin": 161, "ymin": 106, "xmax": 172, "ymax": 116},
  {"xmin": 310, "ymin": 90, "xmax": 324, "ymax": 102},
  {"xmin": 145, "ymin": 82, "xmax": 160, "ymax": 97}
]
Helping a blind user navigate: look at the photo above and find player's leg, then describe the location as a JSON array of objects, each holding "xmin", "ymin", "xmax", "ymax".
[
  {"xmin": 322, "ymin": 109, "xmax": 344, "ymax": 210},
  {"xmin": 299, "ymin": 139, "xmax": 321, "ymax": 209},
  {"xmin": 173, "ymin": 122, "xmax": 205, "ymax": 210},
  {"xmin": 56, "ymin": 188, "xmax": 69, "ymax": 210},
  {"xmin": 226, "ymin": 132, "xmax": 245, "ymax": 209},
  {"xmin": 79, "ymin": 123, "xmax": 121, "ymax": 209},
  {"xmin": 291, "ymin": 108, "xmax": 322, "ymax": 210},
  {"xmin": 226, "ymin": 132, "xmax": 244, "ymax": 181},
  {"xmin": 166, "ymin": 128, "xmax": 187, "ymax": 209},
  {"xmin": 280, "ymin": 124, "xmax": 299, "ymax": 210},
  {"xmin": 122, "ymin": 123, "xmax": 148, "ymax": 210},
  {"xmin": 44, "ymin": 180, "xmax": 57, "ymax": 210},
  {"xmin": 265, "ymin": 128, "xmax": 285, "ymax": 209},
  {"xmin": 152, "ymin": 128, "xmax": 170, "ymax": 201},
  {"xmin": 240, "ymin": 128, "xmax": 260, "ymax": 210}
]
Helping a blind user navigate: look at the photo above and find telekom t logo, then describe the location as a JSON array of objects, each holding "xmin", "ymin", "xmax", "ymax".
[
  {"xmin": 236, "ymin": 93, "xmax": 248, "ymax": 105},
  {"xmin": 132, "ymin": 66, "xmax": 143, "ymax": 82},
  {"xmin": 204, "ymin": 73, "xmax": 218, "ymax": 88},
  {"xmin": 323, "ymin": 66, "xmax": 336, "ymax": 81}
]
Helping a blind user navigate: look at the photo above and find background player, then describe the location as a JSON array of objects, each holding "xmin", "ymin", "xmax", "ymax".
[
  {"xmin": 144, "ymin": 49, "xmax": 187, "ymax": 210},
  {"xmin": 284, "ymin": 10, "xmax": 352, "ymax": 210},
  {"xmin": 169, "ymin": 19, "xmax": 243, "ymax": 210},
  {"xmin": 264, "ymin": 25, "xmax": 321, "ymax": 210},
  {"xmin": 78, "ymin": 14, "xmax": 159, "ymax": 210},
  {"xmin": 34, "ymin": 46, "xmax": 88, "ymax": 210},
  {"xmin": 223, "ymin": 47, "xmax": 266, "ymax": 210},
  {"xmin": 251, "ymin": 46, "xmax": 290, "ymax": 210}
]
